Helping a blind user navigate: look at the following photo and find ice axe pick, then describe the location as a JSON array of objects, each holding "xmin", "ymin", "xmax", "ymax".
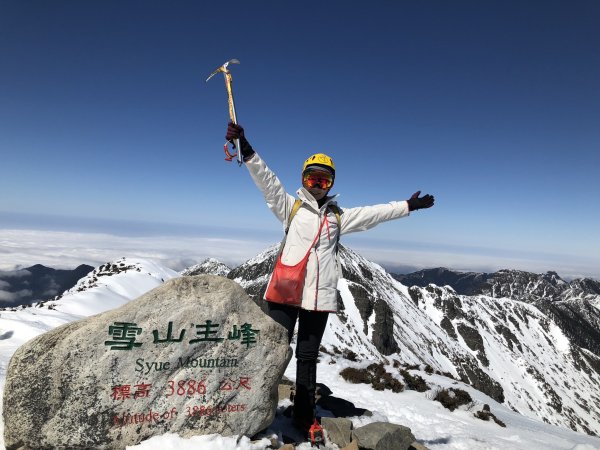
[{"xmin": 206, "ymin": 59, "xmax": 242, "ymax": 164}]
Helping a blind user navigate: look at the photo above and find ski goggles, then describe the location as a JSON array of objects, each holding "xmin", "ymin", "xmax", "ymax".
[{"xmin": 303, "ymin": 170, "xmax": 334, "ymax": 189}]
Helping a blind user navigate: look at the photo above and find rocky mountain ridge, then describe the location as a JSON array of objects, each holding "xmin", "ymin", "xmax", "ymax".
[
  {"xmin": 393, "ymin": 267, "xmax": 600, "ymax": 358},
  {"xmin": 393, "ymin": 267, "xmax": 600, "ymax": 303},
  {"xmin": 191, "ymin": 250, "xmax": 600, "ymax": 436}
]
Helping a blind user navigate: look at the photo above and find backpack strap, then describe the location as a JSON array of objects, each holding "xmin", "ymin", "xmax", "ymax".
[
  {"xmin": 328, "ymin": 204, "xmax": 342, "ymax": 231},
  {"xmin": 328, "ymin": 204, "xmax": 343, "ymax": 249},
  {"xmin": 285, "ymin": 198, "xmax": 304, "ymax": 234}
]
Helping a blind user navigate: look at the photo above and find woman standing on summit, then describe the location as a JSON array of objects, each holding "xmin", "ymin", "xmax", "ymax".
[{"xmin": 226, "ymin": 122, "xmax": 435, "ymax": 433}]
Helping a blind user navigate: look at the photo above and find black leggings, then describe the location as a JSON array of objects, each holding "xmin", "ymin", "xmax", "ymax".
[
  {"xmin": 267, "ymin": 302, "xmax": 329, "ymax": 361},
  {"xmin": 267, "ymin": 302, "xmax": 329, "ymax": 426}
]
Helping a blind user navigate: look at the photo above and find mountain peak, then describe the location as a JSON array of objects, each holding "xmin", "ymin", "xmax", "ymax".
[{"xmin": 180, "ymin": 258, "xmax": 231, "ymax": 277}]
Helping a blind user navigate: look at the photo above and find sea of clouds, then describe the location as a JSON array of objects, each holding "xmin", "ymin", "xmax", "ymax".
[{"xmin": 1, "ymin": 227, "xmax": 598, "ymax": 281}]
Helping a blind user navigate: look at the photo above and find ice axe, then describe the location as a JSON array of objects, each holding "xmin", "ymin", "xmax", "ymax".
[{"xmin": 206, "ymin": 59, "xmax": 242, "ymax": 165}]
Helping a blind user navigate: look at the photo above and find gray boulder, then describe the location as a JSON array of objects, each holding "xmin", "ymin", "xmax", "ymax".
[
  {"xmin": 3, "ymin": 275, "xmax": 289, "ymax": 450},
  {"xmin": 352, "ymin": 422, "xmax": 416, "ymax": 450},
  {"xmin": 322, "ymin": 417, "xmax": 353, "ymax": 448}
]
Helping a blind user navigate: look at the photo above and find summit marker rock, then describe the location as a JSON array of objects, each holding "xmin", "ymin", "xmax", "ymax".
[{"xmin": 3, "ymin": 275, "xmax": 289, "ymax": 450}]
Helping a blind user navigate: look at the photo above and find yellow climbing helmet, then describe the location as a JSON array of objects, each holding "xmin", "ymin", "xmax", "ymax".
[{"xmin": 302, "ymin": 153, "xmax": 336, "ymax": 173}]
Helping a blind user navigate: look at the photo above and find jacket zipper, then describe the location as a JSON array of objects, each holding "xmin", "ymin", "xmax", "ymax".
[
  {"xmin": 313, "ymin": 211, "xmax": 324, "ymax": 310},
  {"xmin": 313, "ymin": 249, "xmax": 320, "ymax": 311},
  {"xmin": 313, "ymin": 209, "xmax": 334, "ymax": 311}
]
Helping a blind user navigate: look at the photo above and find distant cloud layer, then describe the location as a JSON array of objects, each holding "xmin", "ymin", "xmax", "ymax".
[
  {"xmin": 0, "ymin": 269, "xmax": 35, "ymax": 303},
  {"xmin": 0, "ymin": 289, "xmax": 32, "ymax": 303},
  {"xmin": 349, "ymin": 241, "xmax": 599, "ymax": 281},
  {"xmin": 0, "ymin": 228, "xmax": 598, "ymax": 281},
  {"xmin": 0, "ymin": 229, "xmax": 270, "ymax": 272},
  {"xmin": 0, "ymin": 269, "xmax": 31, "ymax": 278}
]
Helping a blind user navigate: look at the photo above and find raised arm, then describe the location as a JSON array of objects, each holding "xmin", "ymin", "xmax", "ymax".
[{"xmin": 226, "ymin": 123, "xmax": 295, "ymax": 224}]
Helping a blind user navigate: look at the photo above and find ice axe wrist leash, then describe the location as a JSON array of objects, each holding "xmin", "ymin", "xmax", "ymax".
[{"xmin": 206, "ymin": 59, "xmax": 242, "ymax": 165}]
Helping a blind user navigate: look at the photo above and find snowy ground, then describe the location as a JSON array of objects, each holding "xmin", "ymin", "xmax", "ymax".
[{"xmin": 1, "ymin": 258, "xmax": 599, "ymax": 449}]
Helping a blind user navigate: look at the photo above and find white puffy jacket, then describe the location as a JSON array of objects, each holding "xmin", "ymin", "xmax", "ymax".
[{"xmin": 246, "ymin": 153, "xmax": 410, "ymax": 312}]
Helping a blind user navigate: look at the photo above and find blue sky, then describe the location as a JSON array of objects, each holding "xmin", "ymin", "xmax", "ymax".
[{"xmin": 1, "ymin": 1, "xmax": 599, "ymax": 278}]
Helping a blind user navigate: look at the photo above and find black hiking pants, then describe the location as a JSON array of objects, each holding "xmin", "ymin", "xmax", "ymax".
[{"xmin": 267, "ymin": 302, "xmax": 329, "ymax": 429}]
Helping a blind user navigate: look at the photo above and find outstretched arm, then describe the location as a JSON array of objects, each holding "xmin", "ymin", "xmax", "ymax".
[
  {"xmin": 226, "ymin": 123, "xmax": 295, "ymax": 225},
  {"xmin": 340, "ymin": 191, "xmax": 435, "ymax": 235}
]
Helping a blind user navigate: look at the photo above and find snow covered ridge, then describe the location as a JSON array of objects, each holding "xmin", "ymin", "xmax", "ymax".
[
  {"xmin": 228, "ymin": 245, "xmax": 600, "ymax": 437},
  {"xmin": 394, "ymin": 267, "xmax": 600, "ymax": 304},
  {"xmin": 1, "ymin": 253, "xmax": 600, "ymax": 449},
  {"xmin": 394, "ymin": 267, "xmax": 600, "ymax": 359},
  {"xmin": 35, "ymin": 257, "xmax": 181, "ymax": 317}
]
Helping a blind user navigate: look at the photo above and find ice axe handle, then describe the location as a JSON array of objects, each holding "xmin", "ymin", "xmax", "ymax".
[
  {"xmin": 225, "ymin": 72, "xmax": 242, "ymax": 165},
  {"xmin": 234, "ymin": 138, "xmax": 242, "ymax": 164}
]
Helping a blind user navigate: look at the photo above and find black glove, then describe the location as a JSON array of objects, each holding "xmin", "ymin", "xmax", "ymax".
[
  {"xmin": 225, "ymin": 122, "xmax": 255, "ymax": 159},
  {"xmin": 407, "ymin": 191, "xmax": 435, "ymax": 211}
]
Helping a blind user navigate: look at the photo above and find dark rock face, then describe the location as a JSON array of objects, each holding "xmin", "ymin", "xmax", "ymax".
[
  {"xmin": 440, "ymin": 317, "xmax": 457, "ymax": 340},
  {"xmin": 372, "ymin": 300, "xmax": 400, "ymax": 356},
  {"xmin": 347, "ymin": 284, "xmax": 373, "ymax": 335},
  {"xmin": 456, "ymin": 324, "xmax": 489, "ymax": 367},
  {"xmin": 0, "ymin": 264, "xmax": 93, "ymax": 308},
  {"xmin": 430, "ymin": 290, "xmax": 462, "ymax": 321},
  {"xmin": 494, "ymin": 324, "xmax": 523, "ymax": 353},
  {"xmin": 453, "ymin": 357, "xmax": 505, "ymax": 403},
  {"xmin": 343, "ymin": 282, "xmax": 400, "ymax": 354}
]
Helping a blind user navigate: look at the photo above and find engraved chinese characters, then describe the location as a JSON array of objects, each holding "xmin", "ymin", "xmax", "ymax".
[
  {"xmin": 3, "ymin": 275, "xmax": 289, "ymax": 450},
  {"xmin": 104, "ymin": 320, "xmax": 260, "ymax": 350}
]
